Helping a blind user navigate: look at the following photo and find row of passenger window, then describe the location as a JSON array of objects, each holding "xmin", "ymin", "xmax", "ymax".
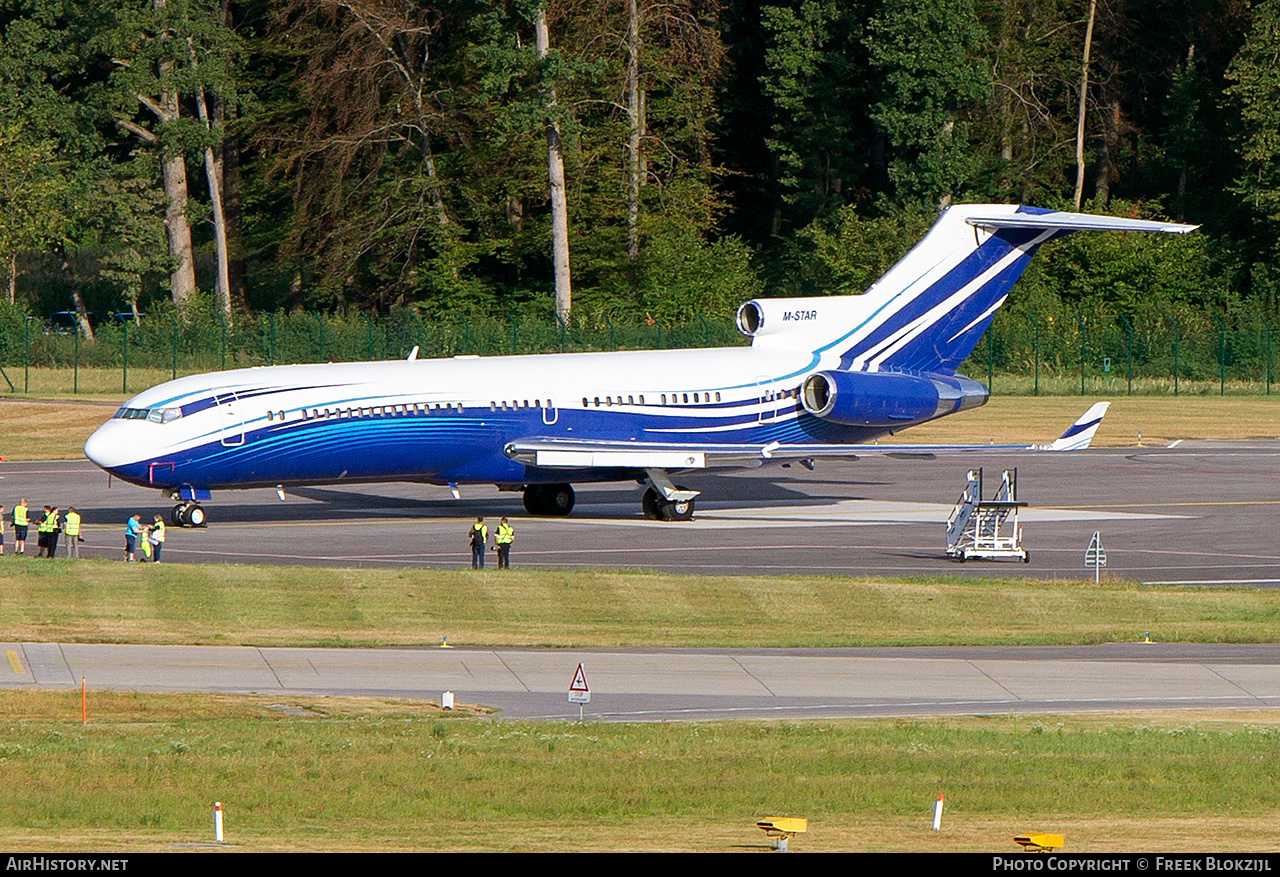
[
  {"xmin": 268, "ymin": 402, "xmax": 466, "ymax": 422},
  {"xmin": 581, "ymin": 391, "xmax": 724, "ymax": 408}
]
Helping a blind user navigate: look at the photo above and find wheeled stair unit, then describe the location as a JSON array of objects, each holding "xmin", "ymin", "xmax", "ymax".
[{"xmin": 945, "ymin": 468, "xmax": 1029, "ymax": 562}]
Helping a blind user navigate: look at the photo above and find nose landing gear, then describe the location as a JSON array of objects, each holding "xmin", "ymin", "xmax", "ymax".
[{"xmin": 170, "ymin": 502, "xmax": 207, "ymax": 528}]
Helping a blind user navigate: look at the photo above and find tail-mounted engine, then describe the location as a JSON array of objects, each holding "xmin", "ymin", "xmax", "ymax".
[
  {"xmin": 800, "ymin": 370, "xmax": 988, "ymax": 428},
  {"xmin": 736, "ymin": 296, "xmax": 870, "ymax": 345}
]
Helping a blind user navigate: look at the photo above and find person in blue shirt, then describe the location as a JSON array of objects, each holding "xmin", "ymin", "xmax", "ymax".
[{"xmin": 124, "ymin": 514, "xmax": 142, "ymax": 562}]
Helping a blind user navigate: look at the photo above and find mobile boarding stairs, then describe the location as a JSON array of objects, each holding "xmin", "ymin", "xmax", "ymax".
[{"xmin": 946, "ymin": 468, "xmax": 1029, "ymax": 563}]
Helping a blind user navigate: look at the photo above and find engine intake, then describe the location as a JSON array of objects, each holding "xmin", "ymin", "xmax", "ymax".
[{"xmin": 801, "ymin": 370, "xmax": 987, "ymax": 427}]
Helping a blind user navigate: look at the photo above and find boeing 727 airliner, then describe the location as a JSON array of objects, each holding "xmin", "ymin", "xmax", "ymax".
[{"xmin": 83, "ymin": 204, "xmax": 1194, "ymax": 526}]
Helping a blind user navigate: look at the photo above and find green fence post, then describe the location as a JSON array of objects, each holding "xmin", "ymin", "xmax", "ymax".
[
  {"xmin": 505, "ymin": 311, "xmax": 518, "ymax": 355},
  {"xmin": 268, "ymin": 312, "xmax": 277, "ymax": 365},
  {"xmin": 362, "ymin": 312, "xmax": 374, "ymax": 361},
  {"xmin": 554, "ymin": 311, "xmax": 567, "ymax": 353},
  {"xmin": 1026, "ymin": 315, "xmax": 1040, "ymax": 396},
  {"xmin": 410, "ymin": 311, "xmax": 424, "ymax": 355},
  {"xmin": 73, "ymin": 325, "xmax": 79, "ymax": 394},
  {"xmin": 697, "ymin": 314, "xmax": 710, "ymax": 348},
  {"xmin": 459, "ymin": 316, "xmax": 470, "ymax": 354},
  {"xmin": 122, "ymin": 319, "xmax": 129, "ymax": 394},
  {"xmin": 0, "ymin": 319, "xmax": 13, "ymax": 392},
  {"xmin": 23, "ymin": 316, "xmax": 31, "ymax": 394},
  {"xmin": 605, "ymin": 314, "xmax": 616, "ymax": 351},
  {"xmin": 311, "ymin": 311, "xmax": 326, "ymax": 361},
  {"xmin": 1073, "ymin": 314, "xmax": 1086, "ymax": 396},
  {"xmin": 169, "ymin": 314, "xmax": 179, "ymax": 380},
  {"xmin": 987, "ymin": 329, "xmax": 995, "ymax": 394},
  {"xmin": 1262, "ymin": 317, "xmax": 1272, "ymax": 395},
  {"xmin": 1118, "ymin": 315, "xmax": 1134, "ymax": 396},
  {"xmin": 1164, "ymin": 314, "xmax": 1179, "ymax": 396},
  {"xmin": 1212, "ymin": 315, "xmax": 1225, "ymax": 395},
  {"xmin": 219, "ymin": 312, "xmax": 228, "ymax": 370}
]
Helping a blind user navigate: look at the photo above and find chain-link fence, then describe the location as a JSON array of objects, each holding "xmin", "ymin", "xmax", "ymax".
[
  {"xmin": 0, "ymin": 308, "xmax": 749, "ymax": 394},
  {"xmin": 979, "ymin": 307, "xmax": 1276, "ymax": 395},
  {"xmin": 0, "ymin": 305, "xmax": 1274, "ymax": 396}
]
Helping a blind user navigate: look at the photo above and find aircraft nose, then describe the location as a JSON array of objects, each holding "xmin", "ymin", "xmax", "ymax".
[{"xmin": 83, "ymin": 420, "xmax": 135, "ymax": 471}]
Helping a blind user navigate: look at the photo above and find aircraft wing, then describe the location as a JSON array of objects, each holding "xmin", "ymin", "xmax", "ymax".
[
  {"xmin": 504, "ymin": 403, "xmax": 1112, "ymax": 470},
  {"xmin": 503, "ymin": 438, "xmax": 864, "ymax": 469}
]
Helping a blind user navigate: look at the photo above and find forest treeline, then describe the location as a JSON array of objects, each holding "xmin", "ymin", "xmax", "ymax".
[{"xmin": 3, "ymin": 0, "xmax": 1280, "ymax": 338}]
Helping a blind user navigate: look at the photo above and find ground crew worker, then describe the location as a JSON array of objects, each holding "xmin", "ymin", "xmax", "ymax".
[
  {"xmin": 63, "ymin": 508, "xmax": 81, "ymax": 559},
  {"xmin": 469, "ymin": 516, "xmax": 488, "ymax": 569},
  {"xmin": 147, "ymin": 515, "xmax": 165, "ymax": 563},
  {"xmin": 44, "ymin": 507, "xmax": 61, "ymax": 558},
  {"xmin": 13, "ymin": 499, "xmax": 29, "ymax": 555},
  {"xmin": 495, "ymin": 517, "xmax": 514, "ymax": 569},
  {"xmin": 124, "ymin": 514, "xmax": 142, "ymax": 562},
  {"xmin": 35, "ymin": 506, "xmax": 54, "ymax": 558}
]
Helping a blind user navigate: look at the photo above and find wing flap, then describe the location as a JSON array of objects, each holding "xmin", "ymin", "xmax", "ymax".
[{"xmin": 504, "ymin": 404, "xmax": 1108, "ymax": 471}]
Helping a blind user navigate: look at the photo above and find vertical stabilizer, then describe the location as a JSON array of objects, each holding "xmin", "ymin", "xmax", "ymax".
[{"xmin": 831, "ymin": 206, "xmax": 1194, "ymax": 375}]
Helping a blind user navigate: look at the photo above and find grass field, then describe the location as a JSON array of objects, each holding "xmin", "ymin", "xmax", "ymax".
[
  {"xmin": 1, "ymin": 560, "xmax": 1278, "ymax": 648},
  {"xmin": 0, "ymin": 691, "xmax": 1274, "ymax": 852}
]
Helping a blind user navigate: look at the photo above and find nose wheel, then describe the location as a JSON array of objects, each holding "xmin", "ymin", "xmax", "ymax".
[{"xmin": 171, "ymin": 502, "xmax": 207, "ymax": 528}]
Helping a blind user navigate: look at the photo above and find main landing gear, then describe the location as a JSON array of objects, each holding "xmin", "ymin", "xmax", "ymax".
[
  {"xmin": 641, "ymin": 486, "xmax": 695, "ymax": 521},
  {"xmin": 642, "ymin": 468, "xmax": 699, "ymax": 522},
  {"xmin": 170, "ymin": 502, "xmax": 207, "ymax": 528},
  {"xmin": 523, "ymin": 483, "xmax": 576, "ymax": 516}
]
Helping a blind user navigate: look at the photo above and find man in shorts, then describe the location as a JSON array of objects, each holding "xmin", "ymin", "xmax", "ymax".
[
  {"xmin": 12, "ymin": 499, "xmax": 27, "ymax": 555},
  {"xmin": 124, "ymin": 514, "xmax": 142, "ymax": 562}
]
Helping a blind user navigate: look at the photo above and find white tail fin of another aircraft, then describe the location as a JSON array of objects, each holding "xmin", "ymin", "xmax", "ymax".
[{"xmin": 1034, "ymin": 402, "xmax": 1111, "ymax": 451}]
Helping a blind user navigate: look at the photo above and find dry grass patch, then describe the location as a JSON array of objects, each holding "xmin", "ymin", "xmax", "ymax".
[
  {"xmin": 3, "ymin": 388, "xmax": 1280, "ymax": 461},
  {"xmin": 889, "ymin": 396, "xmax": 1280, "ymax": 446}
]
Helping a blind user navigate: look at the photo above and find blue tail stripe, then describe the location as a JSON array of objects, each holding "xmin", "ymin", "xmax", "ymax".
[{"xmin": 835, "ymin": 228, "xmax": 1044, "ymax": 374}]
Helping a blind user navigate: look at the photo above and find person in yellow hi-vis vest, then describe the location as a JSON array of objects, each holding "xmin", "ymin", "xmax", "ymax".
[
  {"xmin": 13, "ymin": 499, "xmax": 29, "ymax": 555},
  {"xmin": 495, "ymin": 517, "xmax": 514, "ymax": 569},
  {"xmin": 147, "ymin": 515, "xmax": 166, "ymax": 563},
  {"xmin": 44, "ymin": 506, "xmax": 61, "ymax": 559},
  {"xmin": 63, "ymin": 508, "xmax": 82, "ymax": 559},
  {"xmin": 35, "ymin": 506, "xmax": 54, "ymax": 558}
]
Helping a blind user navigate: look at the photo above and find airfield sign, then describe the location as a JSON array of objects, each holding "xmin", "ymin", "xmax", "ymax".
[{"xmin": 568, "ymin": 663, "xmax": 591, "ymax": 705}]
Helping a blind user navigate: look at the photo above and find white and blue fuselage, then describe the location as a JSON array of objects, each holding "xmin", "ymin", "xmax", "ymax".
[{"xmin": 83, "ymin": 205, "xmax": 1194, "ymax": 522}]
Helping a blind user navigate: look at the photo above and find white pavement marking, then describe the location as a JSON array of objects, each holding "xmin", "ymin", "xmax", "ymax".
[{"xmin": 557, "ymin": 499, "xmax": 1184, "ymax": 529}]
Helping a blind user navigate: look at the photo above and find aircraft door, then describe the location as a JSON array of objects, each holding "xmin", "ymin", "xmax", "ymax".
[
  {"xmin": 542, "ymin": 398, "xmax": 558, "ymax": 425},
  {"xmin": 757, "ymin": 377, "xmax": 777, "ymax": 423},
  {"xmin": 217, "ymin": 389, "xmax": 245, "ymax": 446}
]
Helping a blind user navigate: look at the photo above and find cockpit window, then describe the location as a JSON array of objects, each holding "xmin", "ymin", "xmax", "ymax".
[{"xmin": 115, "ymin": 406, "xmax": 182, "ymax": 424}]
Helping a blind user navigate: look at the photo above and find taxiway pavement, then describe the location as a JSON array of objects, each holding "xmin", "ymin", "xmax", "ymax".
[
  {"xmin": 4, "ymin": 642, "xmax": 1278, "ymax": 721},
  {"xmin": 3, "ymin": 441, "xmax": 1278, "ymax": 584}
]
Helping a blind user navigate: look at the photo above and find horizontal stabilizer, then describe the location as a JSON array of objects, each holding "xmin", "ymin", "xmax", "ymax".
[{"xmin": 966, "ymin": 211, "xmax": 1196, "ymax": 235}]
